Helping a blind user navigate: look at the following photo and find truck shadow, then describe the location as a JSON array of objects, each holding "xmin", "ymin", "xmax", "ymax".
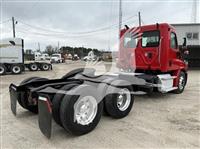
[
  {"xmin": 16, "ymin": 110, "xmax": 37, "ymax": 118},
  {"xmin": 52, "ymin": 125, "xmax": 77, "ymax": 139},
  {"xmin": 15, "ymin": 109, "xmax": 84, "ymax": 139},
  {"xmin": 135, "ymin": 92, "xmax": 175, "ymax": 102}
]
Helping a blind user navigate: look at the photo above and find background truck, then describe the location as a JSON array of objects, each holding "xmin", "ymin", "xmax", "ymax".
[
  {"xmin": 50, "ymin": 53, "xmax": 64, "ymax": 63},
  {"xmin": 9, "ymin": 23, "xmax": 188, "ymax": 138},
  {"xmin": 0, "ymin": 38, "xmax": 52, "ymax": 75},
  {"xmin": 33, "ymin": 52, "xmax": 50, "ymax": 61}
]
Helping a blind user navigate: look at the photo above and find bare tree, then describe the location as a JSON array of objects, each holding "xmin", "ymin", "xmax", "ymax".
[{"xmin": 45, "ymin": 45, "xmax": 55, "ymax": 55}]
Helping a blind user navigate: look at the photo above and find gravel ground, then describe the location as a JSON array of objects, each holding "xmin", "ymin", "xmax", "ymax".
[{"xmin": 0, "ymin": 61, "xmax": 200, "ymax": 148}]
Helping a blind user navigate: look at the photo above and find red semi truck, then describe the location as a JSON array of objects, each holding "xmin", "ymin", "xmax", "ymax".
[
  {"xmin": 118, "ymin": 23, "xmax": 188, "ymax": 93},
  {"xmin": 9, "ymin": 23, "xmax": 188, "ymax": 138}
]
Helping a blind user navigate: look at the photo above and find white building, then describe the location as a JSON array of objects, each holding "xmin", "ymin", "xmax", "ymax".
[{"xmin": 171, "ymin": 23, "xmax": 200, "ymax": 45}]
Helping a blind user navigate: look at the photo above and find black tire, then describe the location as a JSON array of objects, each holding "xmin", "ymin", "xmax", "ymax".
[
  {"xmin": 40, "ymin": 63, "xmax": 50, "ymax": 71},
  {"xmin": 173, "ymin": 71, "xmax": 187, "ymax": 94},
  {"xmin": 60, "ymin": 85, "xmax": 103, "ymax": 135},
  {"xmin": 11, "ymin": 64, "xmax": 22, "ymax": 74},
  {"xmin": 104, "ymin": 84, "xmax": 134, "ymax": 119},
  {"xmin": 96, "ymin": 78, "xmax": 117, "ymax": 116},
  {"xmin": 29, "ymin": 63, "xmax": 38, "ymax": 71},
  {"xmin": 61, "ymin": 68, "xmax": 95, "ymax": 79},
  {"xmin": 52, "ymin": 83, "xmax": 78, "ymax": 126},
  {"xmin": 61, "ymin": 68, "xmax": 85, "ymax": 79},
  {"xmin": 0, "ymin": 64, "xmax": 6, "ymax": 75},
  {"xmin": 19, "ymin": 77, "xmax": 49, "ymax": 113}
]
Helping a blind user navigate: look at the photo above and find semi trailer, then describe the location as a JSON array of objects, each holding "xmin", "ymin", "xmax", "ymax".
[
  {"xmin": 0, "ymin": 38, "xmax": 52, "ymax": 75},
  {"xmin": 9, "ymin": 23, "xmax": 188, "ymax": 138}
]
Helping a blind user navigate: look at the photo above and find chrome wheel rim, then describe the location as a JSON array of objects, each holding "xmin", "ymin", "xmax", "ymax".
[
  {"xmin": 75, "ymin": 96, "xmax": 97, "ymax": 125},
  {"xmin": 179, "ymin": 75, "xmax": 185, "ymax": 90},
  {"xmin": 117, "ymin": 88, "xmax": 131, "ymax": 111},
  {"xmin": 12, "ymin": 66, "xmax": 20, "ymax": 73}
]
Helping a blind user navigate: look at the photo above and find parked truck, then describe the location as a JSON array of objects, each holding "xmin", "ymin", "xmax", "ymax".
[
  {"xmin": 50, "ymin": 53, "xmax": 64, "ymax": 63},
  {"xmin": 0, "ymin": 38, "xmax": 52, "ymax": 75},
  {"xmin": 9, "ymin": 23, "xmax": 188, "ymax": 138},
  {"xmin": 33, "ymin": 52, "xmax": 50, "ymax": 61}
]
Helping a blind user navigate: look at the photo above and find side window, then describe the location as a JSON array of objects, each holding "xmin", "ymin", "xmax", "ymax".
[
  {"xmin": 123, "ymin": 32, "xmax": 138, "ymax": 48},
  {"xmin": 170, "ymin": 32, "xmax": 177, "ymax": 49},
  {"xmin": 142, "ymin": 30, "xmax": 160, "ymax": 47}
]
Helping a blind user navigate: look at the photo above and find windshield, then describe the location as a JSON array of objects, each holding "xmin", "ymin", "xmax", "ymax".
[
  {"xmin": 52, "ymin": 54, "xmax": 60, "ymax": 57},
  {"xmin": 142, "ymin": 30, "xmax": 160, "ymax": 47},
  {"xmin": 123, "ymin": 32, "xmax": 138, "ymax": 48}
]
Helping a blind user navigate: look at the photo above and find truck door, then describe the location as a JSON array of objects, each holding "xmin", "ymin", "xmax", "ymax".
[
  {"xmin": 138, "ymin": 30, "xmax": 160, "ymax": 69},
  {"xmin": 169, "ymin": 32, "xmax": 181, "ymax": 69}
]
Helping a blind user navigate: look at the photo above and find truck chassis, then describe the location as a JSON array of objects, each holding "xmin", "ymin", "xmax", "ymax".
[{"xmin": 9, "ymin": 68, "xmax": 187, "ymax": 138}]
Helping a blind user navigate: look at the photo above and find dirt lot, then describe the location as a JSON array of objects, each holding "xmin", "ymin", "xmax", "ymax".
[{"xmin": 1, "ymin": 61, "xmax": 200, "ymax": 148}]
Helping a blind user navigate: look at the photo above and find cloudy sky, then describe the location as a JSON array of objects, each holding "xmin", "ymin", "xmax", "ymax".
[{"xmin": 1, "ymin": 0, "xmax": 199, "ymax": 51}]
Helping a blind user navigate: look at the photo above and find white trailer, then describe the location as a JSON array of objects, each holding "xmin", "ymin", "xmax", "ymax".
[{"xmin": 0, "ymin": 38, "xmax": 52, "ymax": 75}]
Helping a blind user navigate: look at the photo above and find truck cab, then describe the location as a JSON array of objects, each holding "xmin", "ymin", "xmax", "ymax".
[
  {"xmin": 118, "ymin": 23, "xmax": 187, "ymax": 73},
  {"xmin": 50, "ymin": 53, "xmax": 64, "ymax": 63},
  {"xmin": 118, "ymin": 23, "xmax": 188, "ymax": 93}
]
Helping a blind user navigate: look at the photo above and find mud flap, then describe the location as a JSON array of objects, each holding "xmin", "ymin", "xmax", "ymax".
[
  {"xmin": 9, "ymin": 84, "xmax": 19, "ymax": 115},
  {"xmin": 38, "ymin": 95, "xmax": 52, "ymax": 138}
]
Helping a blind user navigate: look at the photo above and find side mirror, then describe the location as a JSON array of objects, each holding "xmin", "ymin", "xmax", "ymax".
[
  {"xmin": 182, "ymin": 37, "xmax": 187, "ymax": 47},
  {"xmin": 182, "ymin": 37, "xmax": 189, "ymax": 55},
  {"xmin": 9, "ymin": 41, "xmax": 16, "ymax": 46}
]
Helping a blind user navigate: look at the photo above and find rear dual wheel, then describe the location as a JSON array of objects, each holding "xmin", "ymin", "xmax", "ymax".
[
  {"xmin": 11, "ymin": 64, "xmax": 22, "ymax": 74},
  {"xmin": 40, "ymin": 63, "xmax": 50, "ymax": 71},
  {"xmin": 29, "ymin": 63, "xmax": 50, "ymax": 71},
  {"xmin": 52, "ymin": 84, "xmax": 78, "ymax": 126},
  {"xmin": 104, "ymin": 81, "xmax": 134, "ymax": 119},
  {"xmin": 53, "ymin": 84, "xmax": 103, "ymax": 135},
  {"xmin": 29, "ymin": 63, "xmax": 38, "ymax": 71}
]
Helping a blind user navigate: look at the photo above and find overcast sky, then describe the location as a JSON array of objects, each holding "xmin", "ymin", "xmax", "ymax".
[{"xmin": 1, "ymin": 0, "xmax": 199, "ymax": 51}]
